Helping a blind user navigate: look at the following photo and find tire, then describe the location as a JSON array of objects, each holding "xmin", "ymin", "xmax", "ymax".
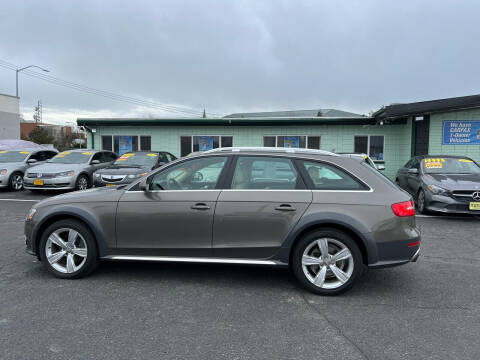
[
  {"xmin": 75, "ymin": 174, "xmax": 89, "ymax": 191},
  {"xmin": 417, "ymin": 189, "xmax": 428, "ymax": 214},
  {"xmin": 39, "ymin": 219, "xmax": 98, "ymax": 279},
  {"xmin": 291, "ymin": 229, "xmax": 364, "ymax": 295},
  {"xmin": 8, "ymin": 172, "xmax": 24, "ymax": 191}
]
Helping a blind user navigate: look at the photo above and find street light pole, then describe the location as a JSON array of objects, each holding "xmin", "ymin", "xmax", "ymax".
[{"xmin": 16, "ymin": 65, "xmax": 49, "ymax": 97}]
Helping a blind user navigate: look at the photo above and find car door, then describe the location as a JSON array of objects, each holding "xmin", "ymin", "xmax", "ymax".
[
  {"xmin": 406, "ymin": 157, "xmax": 422, "ymax": 195},
  {"xmin": 116, "ymin": 155, "xmax": 230, "ymax": 256},
  {"xmin": 213, "ymin": 156, "xmax": 312, "ymax": 259}
]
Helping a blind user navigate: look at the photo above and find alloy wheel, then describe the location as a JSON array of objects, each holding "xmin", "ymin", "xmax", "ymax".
[
  {"xmin": 301, "ymin": 238, "xmax": 354, "ymax": 289},
  {"xmin": 11, "ymin": 174, "xmax": 24, "ymax": 191},
  {"xmin": 77, "ymin": 176, "xmax": 88, "ymax": 190},
  {"xmin": 45, "ymin": 228, "xmax": 88, "ymax": 274}
]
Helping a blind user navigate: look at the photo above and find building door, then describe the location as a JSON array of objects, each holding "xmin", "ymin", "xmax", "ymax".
[{"xmin": 413, "ymin": 115, "xmax": 430, "ymax": 156}]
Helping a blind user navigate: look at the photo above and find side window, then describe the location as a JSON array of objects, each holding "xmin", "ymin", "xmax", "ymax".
[
  {"xmin": 411, "ymin": 158, "xmax": 420, "ymax": 170},
  {"xmin": 302, "ymin": 161, "xmax": 367, "ymax": 190},
  {"xmin": 158, "ymin": 153, "xmax": 169, "ymax": 164},
  {"xmin": 45, "ymin": 151, "xmax": 57, "ymax": 160},
  {"xmin": 165, "ymin": 153, "xmax": 175, "ymax": 162},
  {"xmin": 29, "ymin": 151, "xmax": 44, "ymax": 161},
  {"xmin": 404, "ymin": 159, "xmax": 413, "ymax": 168},
  {"xmin": 231, "ymin": 156, "xmax": 298, "ymax": 190},
  {"xmin": 150, "ymin": 156, "xmax": 227, "ymax": 190},
  {"xmin": 101, "ymin": 152, "xmax": 116, "ymax": 163},
  {"xmin": 92, "ymin": 152, "xmax": 103, "ymax": 162}
]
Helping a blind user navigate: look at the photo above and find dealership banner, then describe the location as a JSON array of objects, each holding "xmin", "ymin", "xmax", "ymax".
[
  {"xmin": 198, "ymin": 136, "xmax": 214, "ymax": 151},
  {"xmin": 442, "ymin": 120, "xmax": 480, "ymax": 145},
  {"xmin": 284, "ymin": 136, "xmax": 300, "ymax": 148},
  {"xmin": 119, "ymin": 136, "xmax": 133, "ymax": 155}
]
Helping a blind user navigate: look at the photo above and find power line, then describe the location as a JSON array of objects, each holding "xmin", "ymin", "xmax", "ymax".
[{"xmin": 0, "ymin": 59, "xmax": 223, "ymax": 117}]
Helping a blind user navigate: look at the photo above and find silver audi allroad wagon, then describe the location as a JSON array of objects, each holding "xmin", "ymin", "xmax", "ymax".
[{"xmin": 24, "ymin": 147, "xmax": 420, "ymax": 295}]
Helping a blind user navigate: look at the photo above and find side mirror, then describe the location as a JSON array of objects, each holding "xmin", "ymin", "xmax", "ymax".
[
  {"xmin": 27, "ymin": 159, "xmax": 37, "ymax": 164},
  {"xmin": 377, "ymin": 164, "xmax": 385, "ymax": 171},
  {"xmin": 91, "ymin": 160, "xmax": 100, "ymax": 165},
  {"xmin": 139, "ymin": 176, "xmax": 149, "ymax": 191},
  {"xmin": 407, "ymin": 168, "xmax": 419, "ymax": 175}
]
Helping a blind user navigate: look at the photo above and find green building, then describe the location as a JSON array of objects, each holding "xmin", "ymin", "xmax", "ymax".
[{"xmin": 77, "ymin": 94, "xmax": 480, "ymax": 180}]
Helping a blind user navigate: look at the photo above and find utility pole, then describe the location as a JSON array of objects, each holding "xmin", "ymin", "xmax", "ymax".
[
  {"xmin": 16, "ymin": 65, "xmax": 49, "ymax": 97},
  {"xmin": 33, "ymin": 101, "xmax": 42, "ymax": 124}
]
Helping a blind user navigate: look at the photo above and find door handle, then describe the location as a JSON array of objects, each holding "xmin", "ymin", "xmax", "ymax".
[
  {"xmin": 191, "ymin": 203, "xmax": 211, "ymax": 210},
  {"xmin": 275, "ymin": 204, "xmax": 296, "ymax": 211}
]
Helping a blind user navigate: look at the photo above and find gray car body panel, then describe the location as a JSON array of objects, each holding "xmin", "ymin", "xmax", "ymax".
[{"xmin": 25, "ymin": 149, "xmax": 421, "ymax": 268}]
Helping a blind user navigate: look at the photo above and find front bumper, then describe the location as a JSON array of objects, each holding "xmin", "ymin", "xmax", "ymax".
[
  {"xmin": 94, "ymin": 177, "xmax": 136, "ymax": 187},
  {"xmin": 425, "ymin": 192, "xmax": 480, "ymax": 214},
  {"xmin": 0, "ymin": 174, "xmax": 9, "ymax": 187},
  {"xmin": 24, "ymin": 176, "xmax": 76, "ymax": 190}
]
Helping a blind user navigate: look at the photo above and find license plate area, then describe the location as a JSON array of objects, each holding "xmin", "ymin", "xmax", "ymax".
[
  {"xmin": 33, "ymin": 179, "xmax": 44, "ymax": 186},
  {"xmin": 469, "ymin": 202, "xmax": 480, "ymax": 210},
  {"xmin": 106, "ymin": 183, "xmax": 115, "ymax": 187}
]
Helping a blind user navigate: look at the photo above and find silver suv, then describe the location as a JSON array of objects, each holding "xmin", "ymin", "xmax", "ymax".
[
  {"xmin": 0, "ymin": 148, "xmax": 58, "ymax": 191},
  {"xmin": 24, "ymin": 149, "xmax": 117, "ymax": 191},
  {"xmin": 24, "ymin": 147, "xmax": 420, "ymax": 295}
]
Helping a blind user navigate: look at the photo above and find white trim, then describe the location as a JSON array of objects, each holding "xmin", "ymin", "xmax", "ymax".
[
  {"xmin": 0, "ymin": 198, "xmax": 38, "ymax": 202},
  {"xmin": 102, "ymin": 255, "xmax": 278, "ymax": 265}
]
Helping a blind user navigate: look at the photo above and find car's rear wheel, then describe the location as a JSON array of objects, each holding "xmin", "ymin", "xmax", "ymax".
[
  {"xmin": 291, "ymin": 229, "xmax": 364, "ymax": 295},
  {"xmin": 9, "ymin": 172, "xmax": 24, "ymax": 191},
  {"xmin": 417, "ymin": 189, "xmax": 428, "ymax": 214},
  {"xmin": 39, "ymin": 219, "xmax": 98, "ymax": 279},
  {"xmin": 75, "ymin": 174, "xmax": 89, "ymax": 191}
]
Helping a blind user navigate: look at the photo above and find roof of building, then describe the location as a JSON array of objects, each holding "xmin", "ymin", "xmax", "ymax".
[
  {"xmin": 224, "ymin": 108, "xmax": 364, "ymax": 118},
  {"xmin": 374, "ymin": 94, "xmax": 480, "ymax": 119},
  {"xmin": 77, "ymin": 116, "xmax": 375, "ymax": 127}
]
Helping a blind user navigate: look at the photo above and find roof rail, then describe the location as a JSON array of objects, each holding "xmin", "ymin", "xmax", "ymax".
[{"xmin": 204, "ymin": 147, "xmax": 338, "ymax": 156}]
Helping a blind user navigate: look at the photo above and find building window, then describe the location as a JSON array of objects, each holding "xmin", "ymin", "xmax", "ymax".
[
  {"xmin": 140, "ymin": 136, "xmax": 151, "ymax": 151},
  {"xmin": 354, "ymin": 135, "xmax": 385, "ymax": 161},
  {"xmin": 102, "ymin": 136, "xmax": 112, "ymax": 151},
  {"xmin": 180, "ymin": 135, "xmax": 234, "ymax": 157},
  {"xmin": 263, "ymin": 135, "xmax": 320, "ymax": 149}
]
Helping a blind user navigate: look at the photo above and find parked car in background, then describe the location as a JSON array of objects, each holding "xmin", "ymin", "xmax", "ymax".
[
  {"xmin": 395, "ymin": 155, "xmax": 480, "ymax": 214},
  {"xmin": 338, "ymin": 153, "xmax": 385, "ymax": 171},
  {"xmin": 93, "ymin": 151, "xmax": 176, "ymax": 187},
  {"xmin": 0, "ymin": 148, "xmax": 58, "ymax": 191},
  {"xmin": 24, "ymin": 147, "xmax": 420, "ymax": 295},
  {"xmin": 24, "ymin": 149, "xmax": 117, "ymax": 192}
]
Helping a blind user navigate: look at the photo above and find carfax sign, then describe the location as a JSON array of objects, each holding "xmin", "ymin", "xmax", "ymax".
[{"xmin": 442, "ymin": 120, "xmax": 480, "ymax": 145}]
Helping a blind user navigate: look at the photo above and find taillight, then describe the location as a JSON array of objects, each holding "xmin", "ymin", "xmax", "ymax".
[{"xmin": 391, "ymin": 200, "xmax": 415, "ymax": 217}]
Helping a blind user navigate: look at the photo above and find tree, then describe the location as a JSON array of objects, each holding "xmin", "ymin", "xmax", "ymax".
[{"xmin": 28, "ymin": 126, "xmax": 54, "ymax": 145}]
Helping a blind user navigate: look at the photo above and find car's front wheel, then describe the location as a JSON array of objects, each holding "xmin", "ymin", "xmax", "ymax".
[
  {"xmin": 291, "ymin": 229, "xmax": 364, "ymax": 295},
  {"xmin": 417, "ymin": 189, "xmax": 428, "ymax": 214},
  {"xmin": 39, "ymin": 219, "xmax": 98, "ymax": 279},
  {"xmin": 9, "ymin": 172, "xmax": 24, "ymax": 191},
  {"xmin": 75, "ymin": 174, "xmax": 89, "ymax": 191}
]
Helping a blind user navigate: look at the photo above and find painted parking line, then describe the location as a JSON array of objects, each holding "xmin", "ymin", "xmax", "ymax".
[{"xmin": 0, "ymin": 199, "xmax": 39, "ymax": 202}]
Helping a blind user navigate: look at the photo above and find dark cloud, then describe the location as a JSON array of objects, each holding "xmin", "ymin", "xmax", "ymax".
[{"xmin": 1, "ymin": 0, "xmax": 480, "ymax": 123}]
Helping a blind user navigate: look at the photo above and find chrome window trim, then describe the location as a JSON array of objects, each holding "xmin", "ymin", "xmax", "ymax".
[{"xmin": 102, "ymin": 255, "xmax": 279, "ymax": 265}]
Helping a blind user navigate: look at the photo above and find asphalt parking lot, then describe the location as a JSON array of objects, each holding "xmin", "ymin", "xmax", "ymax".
[{"xmin": 1, "ymin": 190, "xmax": 479, "ymax": 360}]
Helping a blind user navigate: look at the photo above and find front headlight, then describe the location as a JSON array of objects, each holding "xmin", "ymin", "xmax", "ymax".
[
  {"xmin": 26, "ymin": 208, "xmax": 37, "ymax": 221},
  {"xmin": 127, "ymin": 174, "xmax": 139, "ymax": 179},
  {"xmin": 56, "ymin": 171, "xmax": 75, "ymax": 177},
  {"xmin": 94, "ymin": 173, "xmax": 101, "ymax": 178},
  {"xmin": 0, "ymin": 169, "xmax": 7, "ymax": 176},
  {"xmin": 427, "ymin": 184, "xmax": 448, "ymax": 195}
]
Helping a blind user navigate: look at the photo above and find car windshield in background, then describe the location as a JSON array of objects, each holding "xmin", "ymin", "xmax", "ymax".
[
  {"xmin": 48, "ymin": 151, "xmax": 92, "ymax": 164},
  {"xmin": 0, "ymin": 150, "xmax": 30, "ymax": 163},
  {"xmin": 115, "ymin": 153, "xmax": 157, "ymax": 166},
  {"xmin": 422, "ymin": 157, "xmax": 480, "ymax": 174}
]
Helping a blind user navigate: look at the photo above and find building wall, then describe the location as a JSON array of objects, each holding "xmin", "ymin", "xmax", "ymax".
[
  {"xmin": 89, "ymin": 120, "xmax": 413, "ymax": 179},
  {"xmin": 429, "ymin": 108, "xmax": 480, "ymax": 163},
  {"xmin": 0, "ymin": 94, "xmax": 20, "ymax": 139}
]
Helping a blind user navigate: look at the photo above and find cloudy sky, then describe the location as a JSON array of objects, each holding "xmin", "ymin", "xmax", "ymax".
[{"xmin": 1, "ymin": 0, "xmax": 480, "ymax": 124}]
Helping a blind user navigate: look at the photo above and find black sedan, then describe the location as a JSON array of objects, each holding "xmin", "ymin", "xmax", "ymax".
[
  {"xmin": 93, "ymin": 151, "xmax": 176, "ymax": 187},
  {"xmin": 395, "ymin": 155, "xmax": 480, "ymax": 214}
]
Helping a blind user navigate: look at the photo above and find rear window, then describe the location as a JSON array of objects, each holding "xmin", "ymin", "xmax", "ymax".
[{"xmin": 301, "ymin": 160, "xmax": 368, "ymax": 190}]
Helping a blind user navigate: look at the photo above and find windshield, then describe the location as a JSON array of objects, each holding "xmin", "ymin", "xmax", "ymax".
[
  {"xmin": 422, "ymin": 157, "xmax": 480, "ymax": 174},
  {"xmin": 0, "ymin": 150, "xmax": 30, "ymax": 163},
  {"xmin": 48, "ymin": 151, "xmax": 92, "ymax": 164},
  {"xmin": 115, "ymin": 153, "xmax": 157, "ymax": 167}
]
